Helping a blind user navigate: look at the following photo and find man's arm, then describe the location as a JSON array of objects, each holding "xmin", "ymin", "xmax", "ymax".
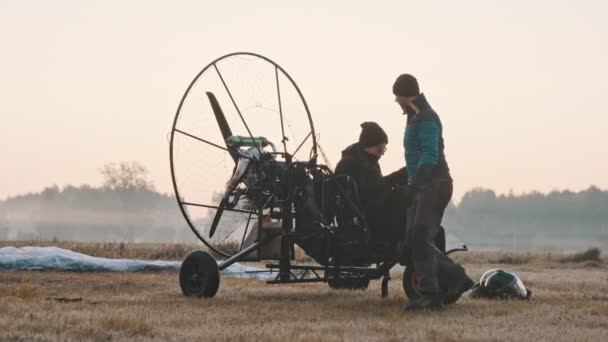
[{"xmin": 411, "ymin": 120, "xmax": 440, "ymax": 189}]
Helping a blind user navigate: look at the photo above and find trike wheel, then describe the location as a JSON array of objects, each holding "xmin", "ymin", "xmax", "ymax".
[
  {"xmin": 179, "ymin": 250, "xmax": 220, "ymax": 298},
  {"xmin": 402, "ymin": 267, "xmax": 422, "ymax": 300},
  {"xmin": 328, "ymin": 278, "xmax": 370, "ymax": 291}
]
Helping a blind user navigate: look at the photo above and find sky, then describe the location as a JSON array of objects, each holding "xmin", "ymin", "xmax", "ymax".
[{"xmin": 0, "ymin": 0, "xmax": 607, "ymax": 203}]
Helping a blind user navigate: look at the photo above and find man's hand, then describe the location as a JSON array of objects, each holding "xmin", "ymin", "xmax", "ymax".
[{"xmin": 386, "ymin": 166, "xmax": 408, "ymax": 186}]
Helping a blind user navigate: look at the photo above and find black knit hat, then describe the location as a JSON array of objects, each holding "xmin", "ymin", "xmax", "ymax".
[
  {"xmin": 359, "ymin": 121, "xmax": 388, "ymax": 148},
  {"xmin": 393, "ymin": 74, "xmax": 420, "ymax": 97}
]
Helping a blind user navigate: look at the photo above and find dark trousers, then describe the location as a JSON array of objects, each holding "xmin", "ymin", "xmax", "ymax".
[{"xmin": 406, "ymin": 180, "xmax": 465, "ymax": 295}]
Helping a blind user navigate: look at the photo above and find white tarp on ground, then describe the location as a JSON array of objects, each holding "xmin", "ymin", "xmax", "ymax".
[{"xmin": 0, "ymin": 246, "xmax": 276, "ymax": 280}]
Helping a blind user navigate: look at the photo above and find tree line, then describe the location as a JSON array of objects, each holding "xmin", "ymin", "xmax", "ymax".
[
  {"xmin": 0, "ymin": 162, "xmax": 189, "ymax": 243},
  {"xmin": 1, "ymin": 162, "xmax": 606, "ymax": 250},
  {"xmin": 443, "ymin": 186, "xmax": 608, "ymax": 250}
]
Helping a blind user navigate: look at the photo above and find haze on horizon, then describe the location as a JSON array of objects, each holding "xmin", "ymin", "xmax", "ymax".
[{"xmin": 1, "ymin": 0, "xmax": 607, "ymax": 203}]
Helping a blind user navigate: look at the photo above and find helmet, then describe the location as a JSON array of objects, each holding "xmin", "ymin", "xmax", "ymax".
[
  {"xmin": 470, "ymin": 269, "xmax": 531, "ymax": 300},
  {"xmin": 479, "ymin": 268, "xmax": 500, "ymax": 285}
]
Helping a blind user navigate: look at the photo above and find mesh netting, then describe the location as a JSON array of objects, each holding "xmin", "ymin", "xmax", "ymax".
[{"xmin": 170, "ymin": 53, "xmax": 316, "ymax": 256}]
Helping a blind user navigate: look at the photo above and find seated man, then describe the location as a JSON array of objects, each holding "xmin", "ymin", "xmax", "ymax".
[{"xmin": 334, "ymin": 122, "xmax": 408, "ymax": 243}]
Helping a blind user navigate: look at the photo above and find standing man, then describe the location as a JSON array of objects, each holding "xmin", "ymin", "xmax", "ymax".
[{"xmin": 393, "ymin": 74, "xmax": 473, "ymax": 310}]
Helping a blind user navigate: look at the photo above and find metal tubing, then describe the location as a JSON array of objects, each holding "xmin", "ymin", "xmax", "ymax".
[
  {"xmin": 266, "ymin": 278, "xmax": 327, "ymax": 284},
  {"xmin": 180, "ymin": 201, "xmax": 252, "ymax": 215},
  {"xmin": 213, "ymin": 63, "xmax": 263, "ymax": 156},
  {"xmin": 446, "ymin": 245, "xmax": 468, "ymax": 255},
  {"xmin": 279, "ymin": 204, "xmax": 293, "ymax": 281},
  {"xmin": 218, "ymin": 231, "xmax": 281, "ymax": 271},
  {"xmin": 266, "ymin": 264, "xmax": 377, "ymax": 272},
  {"xmin": 275, "ymin": 66, "xmax": 288, "ymax": 154},
  {"xmin": 292, "ymin": 131, "xmax": 312, "ymax": 158},
  {"xmin": 174, "ymin": 129, "xmax": 230, "ymax": 152}
]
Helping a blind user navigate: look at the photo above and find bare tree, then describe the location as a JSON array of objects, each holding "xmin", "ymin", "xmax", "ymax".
[{"xmin": 100, "ymin": 161, "xmax": 155, "ymax": 191}]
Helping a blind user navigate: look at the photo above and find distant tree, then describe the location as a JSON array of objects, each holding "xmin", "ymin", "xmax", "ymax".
[
  {"xmin": 100, "ymin": 161, "xmax": 155, "ymax": 191},
  {"xmin": 41, "ymin": 184, "xmax": 60, "ymax": 200}
]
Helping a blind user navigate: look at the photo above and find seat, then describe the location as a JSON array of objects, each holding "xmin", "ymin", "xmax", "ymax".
[
  {"xmin": 324, "ymin": 175, "xmax": 373, "ymax": 264},
  {"xmin": 292, "ymin": 172, "xmax": 368, "ymax": 264},
  {"xmin": 329, "ymin": 175, "xmax": 367, "ymax": 235}
]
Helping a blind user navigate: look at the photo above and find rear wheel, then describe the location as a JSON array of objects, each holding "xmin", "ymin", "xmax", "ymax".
[
  {"xmin": 327, "ymin": 269, "xmax": 370, "ymax": 290},
  {"xmin": 402, "ymin": 267, "xmax": 422, "ymax": 300},
  {"xmin": 404, "ymin": 266, "xmax": 466, "ymax": 304},
  {"xmin": 179, "ymin": 250, "xmax": 220, "ymax": 298}
]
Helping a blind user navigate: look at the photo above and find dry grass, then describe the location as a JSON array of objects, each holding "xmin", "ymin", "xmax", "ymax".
[
  {"xmin": 0, "ymin": 242, "xmax": 607, "ymax": 341},
  {"xmin": 100, "ymin": 315, "xmax": 154, "ymax": 337},
  {"xmin": 0, "ymin": 279, "xmax": 42, "ymax": 300},
  {"xmin": 452, "ymin": 247, "xmax": 605, "ymax": 268},
  {"xmin": 559, "ymin": 247, "xmax": 602, "ymax": 263}
]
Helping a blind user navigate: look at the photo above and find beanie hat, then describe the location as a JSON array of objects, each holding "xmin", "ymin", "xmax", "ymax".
[
  {"xmin": 392, "ymin": 74, "xmax": 420, "ymax": 97},
  {"xmin": 359, "ymin": 122, "xmax": 388, "ymax": 148}
]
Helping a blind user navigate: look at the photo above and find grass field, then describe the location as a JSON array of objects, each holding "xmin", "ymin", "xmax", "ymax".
[{"xmin": 1, "ymin": 241, "xmax": 607, "ymax": 341}]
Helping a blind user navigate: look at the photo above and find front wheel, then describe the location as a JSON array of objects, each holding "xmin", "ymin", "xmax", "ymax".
[{"xmin": 179, "ymin": 250, "xmax": 220, "ymax": 298}]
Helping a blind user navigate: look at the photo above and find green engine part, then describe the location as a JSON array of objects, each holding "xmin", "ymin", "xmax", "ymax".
[{"xmin": 226, "ymin": 135, "xmax": 269, "ymax": 148}]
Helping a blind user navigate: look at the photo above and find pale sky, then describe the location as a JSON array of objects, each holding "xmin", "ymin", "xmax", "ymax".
[{"xmin": 1, "ymin": 0, "xmax": 607, "ymax": 202}]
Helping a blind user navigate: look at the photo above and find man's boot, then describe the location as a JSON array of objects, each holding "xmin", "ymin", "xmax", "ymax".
[
  {"xmin": 405, "ymin": 293, "xmax": 446, "ymax": 311},
  {"xmin": 435, "ymin": 254, "xmax": 475, "ymax": 305},
  {"xmin": 443, "ymin": 275, "xmax": 475, "ymax": 305}
]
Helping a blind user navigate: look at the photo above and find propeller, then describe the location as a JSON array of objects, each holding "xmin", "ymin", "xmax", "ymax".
[
  {"xmin": 206, "ymin": 91, "xmax": 239, "ymax": 163},
  {"xmin": 206, "ymin": 91, "xmax": 237, "ymax": 238}
]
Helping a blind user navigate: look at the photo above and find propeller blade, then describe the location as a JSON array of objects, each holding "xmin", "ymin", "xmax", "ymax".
[
  {"xmin": 208, "ymin": 196, "xmax": 228, "ymax": 238},
  {"xmin": 206, "ymin": 91, "xmax": 239, "ymax": 163}
]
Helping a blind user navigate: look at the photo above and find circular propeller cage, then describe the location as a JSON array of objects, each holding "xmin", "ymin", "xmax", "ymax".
[{"xmin": 170, "ymin": 52, "xmax": 318, "ymax": 257}]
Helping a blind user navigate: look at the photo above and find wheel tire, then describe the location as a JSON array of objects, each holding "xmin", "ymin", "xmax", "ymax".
[
  {"xmin": 328, "ymin": 278, "xmax": 370, "ymax": 291},
  {"xmin": 179, "ymin": 250, "xmax": 220, "ymax": 298},
  {"xmin": 402, "ymin": 267, "xmax": 422, "ymax": 300}
]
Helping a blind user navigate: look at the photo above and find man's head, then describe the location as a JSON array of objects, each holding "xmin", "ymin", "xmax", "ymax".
[
  {"xmin": 359, "ymin": 121, "xmax": 388, "ymax": 158},
  {"xmin": 392, "ymin": 74, "xmax": 420, "ymax": 112}
]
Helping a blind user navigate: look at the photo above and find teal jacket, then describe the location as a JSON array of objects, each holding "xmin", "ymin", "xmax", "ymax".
[{"xmin": 404, "ymin": 94, "xmax": 451, "ymax": 188}]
